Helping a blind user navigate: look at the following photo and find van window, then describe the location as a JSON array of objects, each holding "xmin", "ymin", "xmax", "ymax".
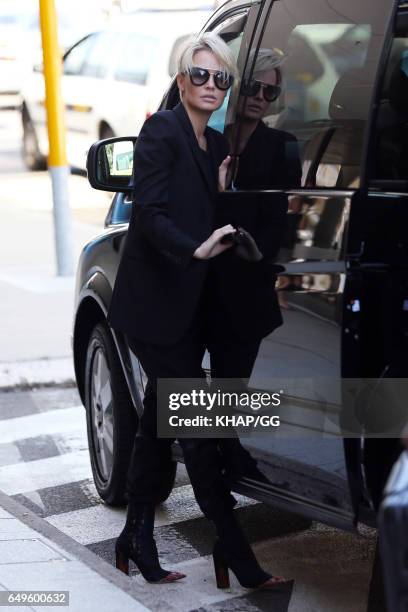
[
  {"xmin": 226, "ymin": 0, "xmax": 392, "ymax": 191},
  {"xmin": 372, "ymin": 31, "xmax": 408, "ymax": 184},
  {"xmin": 207, "ymin": 10, "xmax": 249, "ymax": 133},
  {"xmin": 114, "ymin": 33, "xmax": 158, "ymax": 85},
  {"xmin": 81, "ymin": 32, "xmax": 118, "ymax": 79},
  {"xmin": 63, "ymin": 35, "xmax": 96, "ymax": 76}
]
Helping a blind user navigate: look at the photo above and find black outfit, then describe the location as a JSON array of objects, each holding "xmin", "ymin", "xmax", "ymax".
[
  {"xmin": 108, "ymin": 102, "xmax": 264, "ymax": 520},
  {"xmin": 126, "ymin": 275, "xmax": 261, "ymax": 519},
  {"xmin": 110, "ymin": 105, "xmax": 298, "ymax": 588},
  {"xmin": 234, "ymin": 119, "xmax": 302, "ymax": 190},
  {"xmin": 108, "ymin": 102, "xmax": 226, "ymax": 346},
  {"xmin": 107, "ymin": 107, "xmax": 287, "ymax": 347}
]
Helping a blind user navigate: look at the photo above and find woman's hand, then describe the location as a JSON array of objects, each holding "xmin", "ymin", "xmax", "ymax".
[
  {"xmin": 218, "ymin": 155, "xmax": 232, "ymax": 192},
  {"xmin": 193, "ymin": 225, "xmax": 236, "ymax": 259}
]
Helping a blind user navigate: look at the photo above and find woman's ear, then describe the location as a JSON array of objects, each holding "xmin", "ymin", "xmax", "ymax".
[{"xmin": 176, "ymin": 73, "xmax": 185, "ymax": 96}]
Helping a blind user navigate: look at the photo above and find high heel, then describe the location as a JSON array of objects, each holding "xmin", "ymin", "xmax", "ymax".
[
  {"xmin": 115, "ymin": 547, "xmax": 129, "ymax": 575},
  {"xmin": 212, "ymin": 513, "xmax": 289, "ymax": 590},
  {"xmin": 115, "ymin": 502, "xmax": 186, "ymax": 584},
  {"xmin": 212, "ymin": 539, "xmax": 230, "ymax": 589}
]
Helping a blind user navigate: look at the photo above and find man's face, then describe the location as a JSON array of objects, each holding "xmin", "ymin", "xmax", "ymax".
[{"xmin": 239, "ymin": 68, "xmax": 279, "ymax": 121}]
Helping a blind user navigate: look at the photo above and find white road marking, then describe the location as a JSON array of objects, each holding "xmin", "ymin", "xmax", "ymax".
[
  {"xmin": 0, "ymin": 449, "xmax": 92, "ymax": 495},
  {"xmin": 0, "ymin": 405, "xmax": 85, "ymax": 445},
  {"xmin": 46, "ymin": 484, "xmax": 258, "ymax": 545}
]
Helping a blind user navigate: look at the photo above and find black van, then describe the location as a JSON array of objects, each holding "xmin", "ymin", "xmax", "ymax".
[{"xmin": 73, "ymin": 0, "xmax": 408, "ymax": 539}]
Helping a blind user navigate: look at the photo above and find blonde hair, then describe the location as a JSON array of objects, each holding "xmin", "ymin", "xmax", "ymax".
[
  {"xmin": 176, "ymin": 31, "xmax": 239, "ymax": 80},
  {"xmin": 245, "ymin": 47, "xmax": 287, "ymax": 80}
]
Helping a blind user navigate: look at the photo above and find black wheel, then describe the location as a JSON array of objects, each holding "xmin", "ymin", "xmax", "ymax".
[
  {"xmin": 85, "ymin": 322, "xmax": 137, "ymax": 505},
  {"xmin": 22, "ymin": 107, "xmax": 46, "ymax": 171}
]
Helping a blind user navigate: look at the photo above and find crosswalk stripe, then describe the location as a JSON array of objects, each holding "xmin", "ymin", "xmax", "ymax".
[
  {"xmin": 0, "ymin": 405, "xmax": 85, "ymax": 445},
  {"xmin": 46, "ymin": 484, "xmax": 258, "ymax": 545},
  {"xmin": 0, "ymin": 449, "xmax": 92, "ymax": 495}
]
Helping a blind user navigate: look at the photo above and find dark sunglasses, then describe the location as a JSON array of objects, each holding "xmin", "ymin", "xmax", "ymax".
[
  {"xmin": 240, "ymin": 79, "xmax": 281, "ymax": 102},
  {"xmin": 188, "ymin": 66, "xmax": 233, "ymax": 91}
]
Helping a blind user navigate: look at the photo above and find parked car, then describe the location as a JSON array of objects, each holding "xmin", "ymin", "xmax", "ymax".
[
  {"xmin": 20, "ymin": 7, "xmax": 214, "ymax": 171},
  {"xmin": 73, "ymin": 0, "xmax": 407, "ymax": 552},
  {"xmin": 0, "ymin": 4, "xmax": 29, "ymax": 109},
  {"xmin": 0, "ymin": 0, "xmax": 106, "ymax": 111}
]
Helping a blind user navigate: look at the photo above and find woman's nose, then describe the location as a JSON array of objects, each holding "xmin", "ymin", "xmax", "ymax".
[{"xmin": 205, "ymin": 74, "xmax": 216, "ymax": 88}]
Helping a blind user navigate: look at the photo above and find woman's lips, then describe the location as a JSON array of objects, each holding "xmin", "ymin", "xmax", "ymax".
[
  {"xmin": 201, "ymin": 96, "xmax": 217, "ymax": 101},
  {"xmin": 247, "ymin": 104, "xmax": 262, "ymax": 112}
]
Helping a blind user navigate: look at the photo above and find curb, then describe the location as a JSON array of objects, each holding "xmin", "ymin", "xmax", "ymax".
[{"xmin": 0, "ymin": 490, "xmax": 146, "ymax": 603}]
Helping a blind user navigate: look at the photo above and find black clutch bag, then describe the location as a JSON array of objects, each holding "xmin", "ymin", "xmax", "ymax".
[{"xmin": 220, "ymin": 226, "xmax": 263, "ymax": 262}]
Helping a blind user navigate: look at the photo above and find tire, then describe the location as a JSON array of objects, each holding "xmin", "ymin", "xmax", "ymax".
[
  {"xmin": 85, "ymin": 322, "xmax": 137, "ymax": 505},
  {"xmin": 22, "ymin": 109, "xmax": 46, "ymax": 171},
  {"xmin": 84, "ymin": 322, "xmax": 177, "ymax": 505}
]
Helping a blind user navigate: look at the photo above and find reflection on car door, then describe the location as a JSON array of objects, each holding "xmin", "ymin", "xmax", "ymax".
[{"xmin": 222, "ymin": 0, "xmax": 394, "ymax": 527}]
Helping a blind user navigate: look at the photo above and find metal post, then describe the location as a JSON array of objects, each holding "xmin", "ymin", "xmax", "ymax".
[{"xmin": 39, "ymin": 0, "xmax": 74, "ymax": 276}]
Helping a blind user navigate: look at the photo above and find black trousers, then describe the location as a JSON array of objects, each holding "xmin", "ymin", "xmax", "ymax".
[{"xmin": 125, "ymin": 271, "xmax": 261, "ymax": 521}]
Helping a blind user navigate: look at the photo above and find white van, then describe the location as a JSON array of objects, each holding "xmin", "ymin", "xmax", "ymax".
[{"xmin": 20, "ymin": 7, "xmax": 214, "ymax": 170}]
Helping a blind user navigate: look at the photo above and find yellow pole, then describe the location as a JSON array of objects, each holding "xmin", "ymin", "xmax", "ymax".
[{"xmin": 39, "ymin": 0, "xmax": 74, "ymax": 276}]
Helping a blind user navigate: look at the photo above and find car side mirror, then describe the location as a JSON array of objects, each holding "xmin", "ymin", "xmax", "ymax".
[{"xmin": 87, "ymin": 137, "xmax": 137, "ymax": 193}]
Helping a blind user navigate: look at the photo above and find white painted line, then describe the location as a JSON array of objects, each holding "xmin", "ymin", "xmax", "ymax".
[
  {"xmin": 0, "ymin": 271, "xmax": 75, "ymax": 294},
  {"xmin": 0, "ymin": 450, "xmax": 92, "ymax": 495},
  {"xmin": 0, "ymin": 358, "xmax": 75, "ymax": 388},
  {"xmin": 46, "ymin": 484, "xmax": 258, "ymax": 545},
  {"xmin": 0, "ymin": 405, "xmax": 85, "ymax": 445}
]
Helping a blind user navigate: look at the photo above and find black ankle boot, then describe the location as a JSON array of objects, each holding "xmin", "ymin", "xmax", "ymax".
[
  {"xmin": 212, "ymin": 513, "xmax": 285, "ymax": 589},
  {"xmin": 115, "ymin": 501, "xmax": 186, "ymax": 583}
]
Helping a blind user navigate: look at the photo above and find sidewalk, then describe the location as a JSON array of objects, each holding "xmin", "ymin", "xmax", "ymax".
[
  {"xmin": 0, "ymin": 110, "xmax": 110, "ymax": 388},
  {"xmin": 0, "ymin": 491, "xmax": 149, "ymax": 612}
]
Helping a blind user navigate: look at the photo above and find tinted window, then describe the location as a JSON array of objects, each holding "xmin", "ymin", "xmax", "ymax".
[
  {"xmin": 114, "ymin": 33, "xmax": 158, "ymax": 85},
  {"xmin": 207, "ymin": 10, "xmax": 249, "ymax": 133},
  {"xmin": 63, "ymin": 35, "xmax": 96, "ymax": 76},
  {"xmin": 228, "ymin": 0, "xmax": 391, "ymax": 190},
  {"xmin": 81, "ymin": 32, "xmax": 118, "ymax": 79},
  {"xmin": 372, "ymin": 30, "xmax": 408, "ymax": 183}
]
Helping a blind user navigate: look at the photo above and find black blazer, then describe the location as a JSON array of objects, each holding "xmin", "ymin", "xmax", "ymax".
[
  {"xmin": 108, "ymin": 102, "xmax": 229, "ymax": 346},
  {"xmin": 108, "ymin": 106, "xmax": 296, "ymax": 346}
]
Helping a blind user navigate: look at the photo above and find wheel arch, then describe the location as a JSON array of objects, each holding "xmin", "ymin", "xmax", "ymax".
[
  {"xmin": 73, "ymin": 280, "xmax": 141, "ymax": 415},
  {"xmin": 73, "ymin": 295, "xmax": 107, "ymax": 405}
]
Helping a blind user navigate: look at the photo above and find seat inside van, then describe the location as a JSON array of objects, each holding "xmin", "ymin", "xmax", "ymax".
[
  {"xmin": 375, "ymin": 50, "xmax": 408, "ymax": 181},
  {"xmin": 301, "ymin": 67, "xmax": 367, "ymax": 189}
]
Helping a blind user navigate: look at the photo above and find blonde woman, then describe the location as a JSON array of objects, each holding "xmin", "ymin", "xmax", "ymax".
[{"xmin": 109, "ymin": 32, "xmax": 287, "ymax": 590}]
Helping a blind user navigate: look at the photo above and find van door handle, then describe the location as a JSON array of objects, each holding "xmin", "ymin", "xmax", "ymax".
[{"xmin": 347, "ymin": 261, "xmax": 390, "ymax": 270}]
